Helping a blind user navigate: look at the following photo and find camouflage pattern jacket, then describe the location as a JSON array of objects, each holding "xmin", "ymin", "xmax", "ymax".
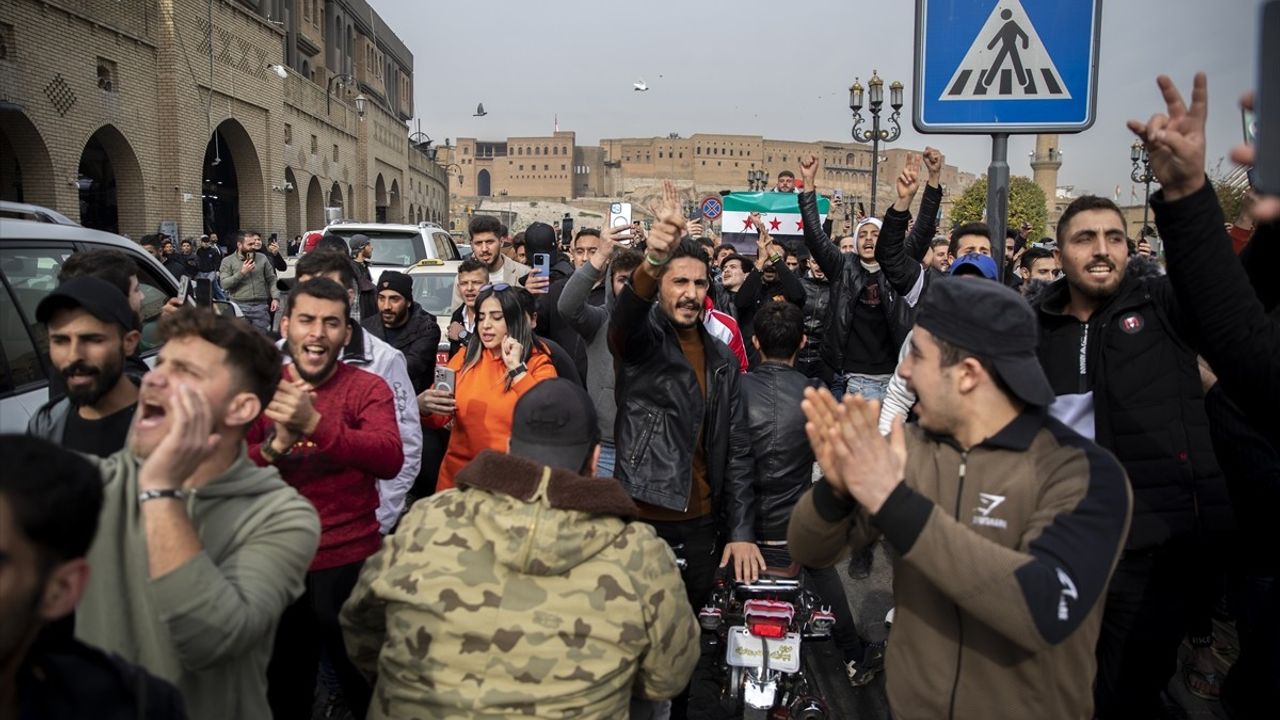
[{"xmin": 340, "ymin": 450, "xmax": 700, "ymax": 719}]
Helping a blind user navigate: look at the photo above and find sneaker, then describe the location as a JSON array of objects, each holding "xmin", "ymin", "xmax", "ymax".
[{"xmin": 846, "ymin": 644, "xmax": 885, "ymax": 688}]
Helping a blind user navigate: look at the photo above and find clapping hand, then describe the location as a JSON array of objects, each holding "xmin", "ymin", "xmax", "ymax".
[{"xmin": 802, "ymin": 387, "xmax": 907, "ymax": 514}]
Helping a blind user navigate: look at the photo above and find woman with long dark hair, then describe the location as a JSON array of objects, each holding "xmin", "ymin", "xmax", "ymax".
[{"xmin": 419, "ymin": 284, "xmax": 556, "ymax": 490}]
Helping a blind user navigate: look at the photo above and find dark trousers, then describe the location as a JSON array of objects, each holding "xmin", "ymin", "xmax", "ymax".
[
  {"xmin": 1094, "ymin": 540, "xmax": 1192, "ymax": 719},
  {"xmin": 267, "ymin": 560, "xmax": 371, "ymax": 720},
  {"xmin": 644, "ymin": 515, "xmax": 719, "ymax": 720}
]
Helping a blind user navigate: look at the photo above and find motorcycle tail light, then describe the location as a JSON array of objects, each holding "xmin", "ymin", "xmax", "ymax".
[
  {"xmin": 748, "ymin": 618, "xmax": 788, "ymax": 639},
  {"xmin": 698, "ymin": 606, "xmax": 722, "ymax": 631},
  {"xmin": 809, "ymin": 607, "xmax": 836, "ymax": 635}
]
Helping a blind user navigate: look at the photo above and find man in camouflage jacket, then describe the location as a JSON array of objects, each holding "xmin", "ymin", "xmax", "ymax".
[{"xmin": 341, "ymin": 379, "xmax": 699, "ymax": 719}]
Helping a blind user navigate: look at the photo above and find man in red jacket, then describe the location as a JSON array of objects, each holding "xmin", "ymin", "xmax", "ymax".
[{"xmin": 248, "ymin": 277, "xmax": 404, "ymax": 720}]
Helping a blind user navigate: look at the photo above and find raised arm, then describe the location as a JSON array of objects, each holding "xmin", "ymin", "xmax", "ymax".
[
  {"xmin": 797, "ymin": 156, "xmax": 847, "ymax": 279},
  {"xmin": 905, "ymin": 148, "xmax": 945, "ymax": 262},
  {"xmin": 609, "ymin": 181, "xmax": 686, "ymax": 363},
  {"xmin": 876, "ymin": 161, "xmax": 926, "ymax": 298},
  {"xmin": 558, "ymin": 226, "xmax": 622, "ymax": 341}
]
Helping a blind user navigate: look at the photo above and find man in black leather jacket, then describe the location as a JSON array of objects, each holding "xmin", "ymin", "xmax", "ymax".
[
  {"xmin": 609, "ymin": 182, "xmax": 757, "ymax": 719},
  {"xmin": 739, "ymin": 301, "xmax": 875, "ymax": 686},
  {"xmin": 796, "ymin": 155, "xmax": 939, "ymax": 401},
  {"xmin": 797, "ymin": 258, "xmax": 832, "ymax": 384}
]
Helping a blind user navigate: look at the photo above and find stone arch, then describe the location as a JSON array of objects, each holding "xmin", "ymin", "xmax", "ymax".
[
  {"xmin": 305, "ymin": 174, "xmax": 324, "ymax": 230},
  {"xmin": 389, "ymin": 178, "xmax": 402, "ymax": 223},
  {"xmin": 329, "ymin": 181, "xmax": 344, "ymax": 222},
  {"xmin": 284, "ymin": 167, "xmax": 301, "ymax": 239},
  {"xmin": 202, "ymin": 118, "xmax": 264, "ymax": 242},
  {"xmin": 374, "ymin": 174, "xmax": 387, "ymax": 223},
  {"xmin": 0, "ymin": 106, "xmax": 57, "ymax": 209},
  {"xmin": 76, "ymin": 124, "xmax": 146, "ymax": 237},
  {"xmin": 476, "ymin": 169, "xmax": 491, "ymax": 197}
]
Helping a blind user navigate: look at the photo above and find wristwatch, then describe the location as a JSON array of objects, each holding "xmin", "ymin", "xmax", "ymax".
[
  {"xmin": 260, "ymin": 428, "xmax": 294, "ymax": 463},
  {"xmin": 507, "ymin": 362, "xmax": 528, "ymax": 380},
  {"xmin": 458, "ymin": 328, "xmax": 471, "ymax": 343}
]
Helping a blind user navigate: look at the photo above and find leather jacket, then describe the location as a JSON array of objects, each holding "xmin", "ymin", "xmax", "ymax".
[
  {"xmin": 740, "ymin": 362, "xmax": 817, "ymax": 541},
  {"xmin": 799, "ymin": 191, "xmax": 915, "ymax": 373},
  {"xmin": 608, "ymin": 276, "xmax": 755, "ymax": 541},
  {"xmin": 797, "ymin": 276, "xmax": 830, "ymax": 371}
]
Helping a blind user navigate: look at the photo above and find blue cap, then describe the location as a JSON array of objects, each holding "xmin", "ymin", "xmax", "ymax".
[{"xmin": 949, "ymin": 252, "xmax": 998, "ymax": 280}]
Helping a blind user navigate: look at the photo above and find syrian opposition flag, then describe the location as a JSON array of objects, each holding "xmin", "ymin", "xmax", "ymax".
[{"xmin": 720, "ymin": 192, "xmax": 828, "ymax": 257}]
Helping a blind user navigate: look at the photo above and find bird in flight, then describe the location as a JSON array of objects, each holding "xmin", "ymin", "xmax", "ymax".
[
  {"xmin": 473, "ymin": 103, "xmax": 487, "ymax": 117},
  {"xmin": 633, "ymin": 79, "xmax": 649, "ymax": 92}
]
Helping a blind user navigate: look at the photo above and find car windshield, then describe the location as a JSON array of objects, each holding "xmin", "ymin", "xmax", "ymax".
[
  {"xmin": 327, "ymin": 229, "xmax": 424, "ymax": 266},
  {"xmin": 412, "ymin": 273, "xmax": 457, "ymax": 318}
]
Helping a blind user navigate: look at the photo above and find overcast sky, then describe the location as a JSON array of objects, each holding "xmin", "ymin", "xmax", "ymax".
[{"xmin": 380, "ymin": 0, "xmax": 1262, "ymax": 198}]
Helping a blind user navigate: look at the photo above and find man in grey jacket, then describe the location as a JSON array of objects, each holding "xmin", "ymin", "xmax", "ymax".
[
  {"xmin": 218, "ymin": 230, "xmax": 280, "ymax": 335},
  {"xmin": 556, "ymin": 226, "xmax": 643, "ymax": 478}
]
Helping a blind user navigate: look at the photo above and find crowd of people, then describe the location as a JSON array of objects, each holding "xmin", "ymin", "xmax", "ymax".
[{"xmin": 2, "ymin": 72, "xmax": 1276, "ymax": 720}]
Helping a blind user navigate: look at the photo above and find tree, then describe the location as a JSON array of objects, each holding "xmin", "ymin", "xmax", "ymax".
[{"xmin": 949, "ymin": 176, "xmax": 1049, "ymax": 240}]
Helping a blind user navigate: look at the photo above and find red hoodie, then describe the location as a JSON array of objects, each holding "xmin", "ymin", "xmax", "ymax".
[{"xmin": 248, "ymin": 362, "xmax": 404, "ymax": 570}]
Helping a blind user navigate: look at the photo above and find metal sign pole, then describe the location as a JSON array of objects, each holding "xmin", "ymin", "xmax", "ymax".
[{"xmin": 986, "ymin": 133, "xmax": 1010, "ymax": 282}]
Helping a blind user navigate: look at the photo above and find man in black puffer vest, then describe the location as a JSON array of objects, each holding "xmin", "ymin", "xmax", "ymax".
[{"xmin": 1032, "ymin": 194, "xmax": 1231, "ymax": 719}]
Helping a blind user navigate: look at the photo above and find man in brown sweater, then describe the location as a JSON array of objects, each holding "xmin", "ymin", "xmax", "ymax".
[
  {"xmin": 609, "ymin": 181, "xmax": 757, "ymax": 719},
  {"xmin": 789, "ymin": 279, "xmax": 1131, "ymax": 719}
]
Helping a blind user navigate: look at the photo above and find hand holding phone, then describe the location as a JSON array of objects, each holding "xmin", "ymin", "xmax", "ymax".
[
  {"xmin": 608, "ymin": 202, "xmax": 633, "ymax": 229},
  {"xmin": 434, "ymin": 366, "xmax": 457, "ymax": 397},
  {"xmin": 176, "ymin": 275, "xmax": 191, "ymax": 305},
  {"xmin": 531, "ymin": 253, "xmax": 551, "ymax": 294}
]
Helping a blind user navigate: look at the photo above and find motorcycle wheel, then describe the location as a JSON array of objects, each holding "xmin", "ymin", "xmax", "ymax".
[{"xmin": 727, "ymin": 665, "xmax": 743, "ymax": 705}]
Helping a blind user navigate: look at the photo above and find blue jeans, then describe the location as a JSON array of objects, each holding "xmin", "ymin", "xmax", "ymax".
[
  {"xmin": 831, "ymin": 372, "xmax": 891, "ymax": 402},
  {"xmin": 597, "ymin": 440, "xmax": 616, "ymax": 478}
]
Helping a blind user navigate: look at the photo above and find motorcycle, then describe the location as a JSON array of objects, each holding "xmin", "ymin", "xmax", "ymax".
[{"xmin": 699, "ymin": 562, "xmax": 835, "ymax": 719}]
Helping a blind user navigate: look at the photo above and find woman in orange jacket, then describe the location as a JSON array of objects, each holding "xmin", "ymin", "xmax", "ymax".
[{"xmin": 419, "ymin": 283, "xmax": 556, "ymax": 490}]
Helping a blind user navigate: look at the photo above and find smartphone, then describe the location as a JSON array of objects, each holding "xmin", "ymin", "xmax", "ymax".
[
  {"xmin": 1255, "ymin": 0, "xmax": 1280, "ymax": 193},
  {"xmin": 686, "ymin": 204, "xmax": 702, "ymax": 222},
  {"xmin": 834, "ymin": 188, "xmax": 844, "ymax": 201},
  {"xmin": 176, "ymin": 275, "xmax": 191, "ymax": 305},
  {"xmin": 608, "ymin": 202, "xmax": 633, "ymax": 228},
  {"xmin": 434, "ymin": 366, "xmax": 456, "ymax": 397},
  {"xmin": 192, "ymin": 277, "xmax": 213, "ymax": 307},
  {"xmin": 532, "ymin": 253, "xmax": 551, "ymax": 287}
]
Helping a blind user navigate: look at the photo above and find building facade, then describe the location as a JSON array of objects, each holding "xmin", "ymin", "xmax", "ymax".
[
  {"xmin": 0, "ymin": 0, "xmax": 447, "ymax": 245},
  {"xmin": 442, "ymin": 129, "xmax": 976, "ymax": 237}
]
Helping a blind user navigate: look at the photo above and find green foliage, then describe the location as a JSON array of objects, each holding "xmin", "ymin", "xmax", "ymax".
[
  {"xmin": 1212, "ymin": 178, "xmax": 1247, "ymax": 224},
  {"xmin": 949, "ymin": 176, "xmax": 1049, "ymax": 239}
]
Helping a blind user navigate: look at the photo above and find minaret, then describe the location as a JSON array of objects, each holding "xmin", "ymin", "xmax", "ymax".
[{"xmin": 1031, "ymin": 134, "xmax": 1062, "ymax": 221}]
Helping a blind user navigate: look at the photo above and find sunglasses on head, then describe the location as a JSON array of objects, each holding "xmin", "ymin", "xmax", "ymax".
[{"xmin": 479, "ymin": 283, "xmax": 511, "ymax": 293}]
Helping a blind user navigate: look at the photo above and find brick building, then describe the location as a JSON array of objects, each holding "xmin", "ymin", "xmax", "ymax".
[
  {"xmin": 442, "ymin": 129, "xmax": 974, "ymax": 237},
  {"xmin": 0, "ymin": 0, "xmax": 447, "ymax": 245}
]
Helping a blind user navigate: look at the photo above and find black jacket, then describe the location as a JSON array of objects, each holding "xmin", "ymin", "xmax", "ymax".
[
  {"xmin": 535, "ymin": 274, "xmax": 597, "ymax": 384},
  {"xmin": 733, "ymin": 263, "xmax": 806, "ymax": 368},
  {"xmin": 362, "ymin": 303, "xmax": 441, "ymax": 393},
  {"xmin": 740, "ymin": 362, "xmax": 817, "ymax": 541},
  {"xmin": 1153, "ymin": 180, "xmax": 1280, "ymax": 449},
  {"xmin": 608, "ymin": 275, "xmax": 754, "ymax": 540},
  {"xmin": 797, "ymin": 275, "xmax": 832, "ymax": 382},
  {"xmin": 1033, "ymin": 264, "xmax": 1229, "ymax": 550},
  {"xmin": 353, "ymin": 260, "xmax": 377, "ymax": 320},
  {"xmin": 874, "ymin": 183, "xmax": 944, "ymax": 302},
  {"xmin": 195, "ymin": 246, "xmax": 222, "ymax": 273},
  {"xmin": 799, "ymin": 191, "xmax": 915, "ymax": 373},
  {"xmin": 18, "ymin": 635, "xmax": 187, "ymax": 719}
]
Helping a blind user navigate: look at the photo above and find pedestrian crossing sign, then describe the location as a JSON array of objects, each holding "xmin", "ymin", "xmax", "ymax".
[{"xmin": 913, "ymin": 0, "xmax": 1102, "ymax": 133}]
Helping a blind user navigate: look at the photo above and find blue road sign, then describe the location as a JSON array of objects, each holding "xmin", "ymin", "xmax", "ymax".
[
  {"xmin": 700, "ymin": 196, "xmax": 723, "ymax": 220},
  {"xmin": 914, "ymin": 0, "xmax": 1102, "ymax": 133}
]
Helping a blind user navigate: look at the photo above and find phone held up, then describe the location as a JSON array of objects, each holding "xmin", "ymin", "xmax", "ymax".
[
  {"xmin": 192, "ymin": 277, "xmax": 213, "ymax": 307},
  {"xmin": 1253, "ymin": 0, "xmax": 1278, "ymax": 193},
  {"xmin": 434, "ymin": 366, "xmax": 456, "ymax": 397},
  {"xmin": 176, "ymin": 275, "xmax": 191, "ymax": 305},
  {"xmin": 608, "ymin": 202, "xmax": 633, "ymax": 229},
  {"xmin": 531, "ymin": 253, "xmax": 551, "ymax": 293}
]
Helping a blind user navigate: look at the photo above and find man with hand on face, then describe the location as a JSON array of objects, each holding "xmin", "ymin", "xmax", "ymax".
[
  {"xmin": 609, "ymin": 180, "xmax": 756, "ymax": 719},
  {"xmin": 789, "ymin": 279, "xmax": 1131, "ymax": 720},
  {"xmin": 249, "ymin": 278, "xmax": 404, "ymax": 720},
  {"xmin": 0, "ymin": 436, "xmax": 187, "ymax": 720},
  {"xmin": 218, "ymin": 231, "xmax": 280, "ymax": 335},
  {"xmin": 29, "ymin": 278, "xmax": 141, "ymax": 457},
  {"xmin": 362, "ymin": 271, "xmax": 440, "ymax": 393},
  {"xmin": 73, "ymin": 308, "xmax": 321, "ymax": 720}
]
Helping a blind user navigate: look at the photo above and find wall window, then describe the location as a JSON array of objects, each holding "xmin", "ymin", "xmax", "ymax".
[
  {"xmin": 96, "ymin": 57, "xmax": 117, "ymax": 92},
  {"xmin": 0, "ymin": 23, "xmax": 14, "ymax": 61},
  {"xmin": 284, "ymin": 123, "xmax": 293, "ymax": 144},
  {"xmin": 333, "ymin": 144, "xmax": 339, "ymax": 162},
  {"xmin": 310, "ymin": 135, "xmax": 318, "ymax": 154}
]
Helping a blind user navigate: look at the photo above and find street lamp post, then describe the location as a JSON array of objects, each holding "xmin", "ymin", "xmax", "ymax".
[
  {"xmin": 849, "ymin": 70, "xmax": 904, "ymax": 216},
  {"xmin": 1130, "ymin": 140, "xmax": 1157, "ymax": 243}
]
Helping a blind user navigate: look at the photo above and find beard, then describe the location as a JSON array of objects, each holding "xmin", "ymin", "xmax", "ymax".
[
  {"xmin": 381, "ymin": 306, "xmax": 409, "ymax": 328},
  {"xmin": 287, "ymin": 342, "xmax": 341, "ymax": 385},
  {"xmin": 61, "ymin": 355, "xmax": 124, "ymax": 406}
]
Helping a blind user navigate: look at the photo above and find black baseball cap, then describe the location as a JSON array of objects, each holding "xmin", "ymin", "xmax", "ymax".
[
  {"xmin": 35, "ymin": 276, "xmax": 139, "ymax": 332},
  {"xmin": 509, "ymin": 378, "xmax": 600, "ymax": 474},
  {"xmin": 523, "ymin": 222, "xmax": 557, "ymax": 258},
  {"xmin": 915, "ymin": 278, "xmax": 1054, "ymax": 407}
]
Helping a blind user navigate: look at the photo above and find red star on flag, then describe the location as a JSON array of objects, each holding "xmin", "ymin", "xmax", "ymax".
[
  {"xmin": 768, "ymin": 217, "xmax": 782, "ymax": 231},
  {"xmin": 795, "ymin": 219, "xmax": 805, "ymax": 231},
  {"xmin": 742, "ymin": 217, "xmax": 755, "ymax": 230}
]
